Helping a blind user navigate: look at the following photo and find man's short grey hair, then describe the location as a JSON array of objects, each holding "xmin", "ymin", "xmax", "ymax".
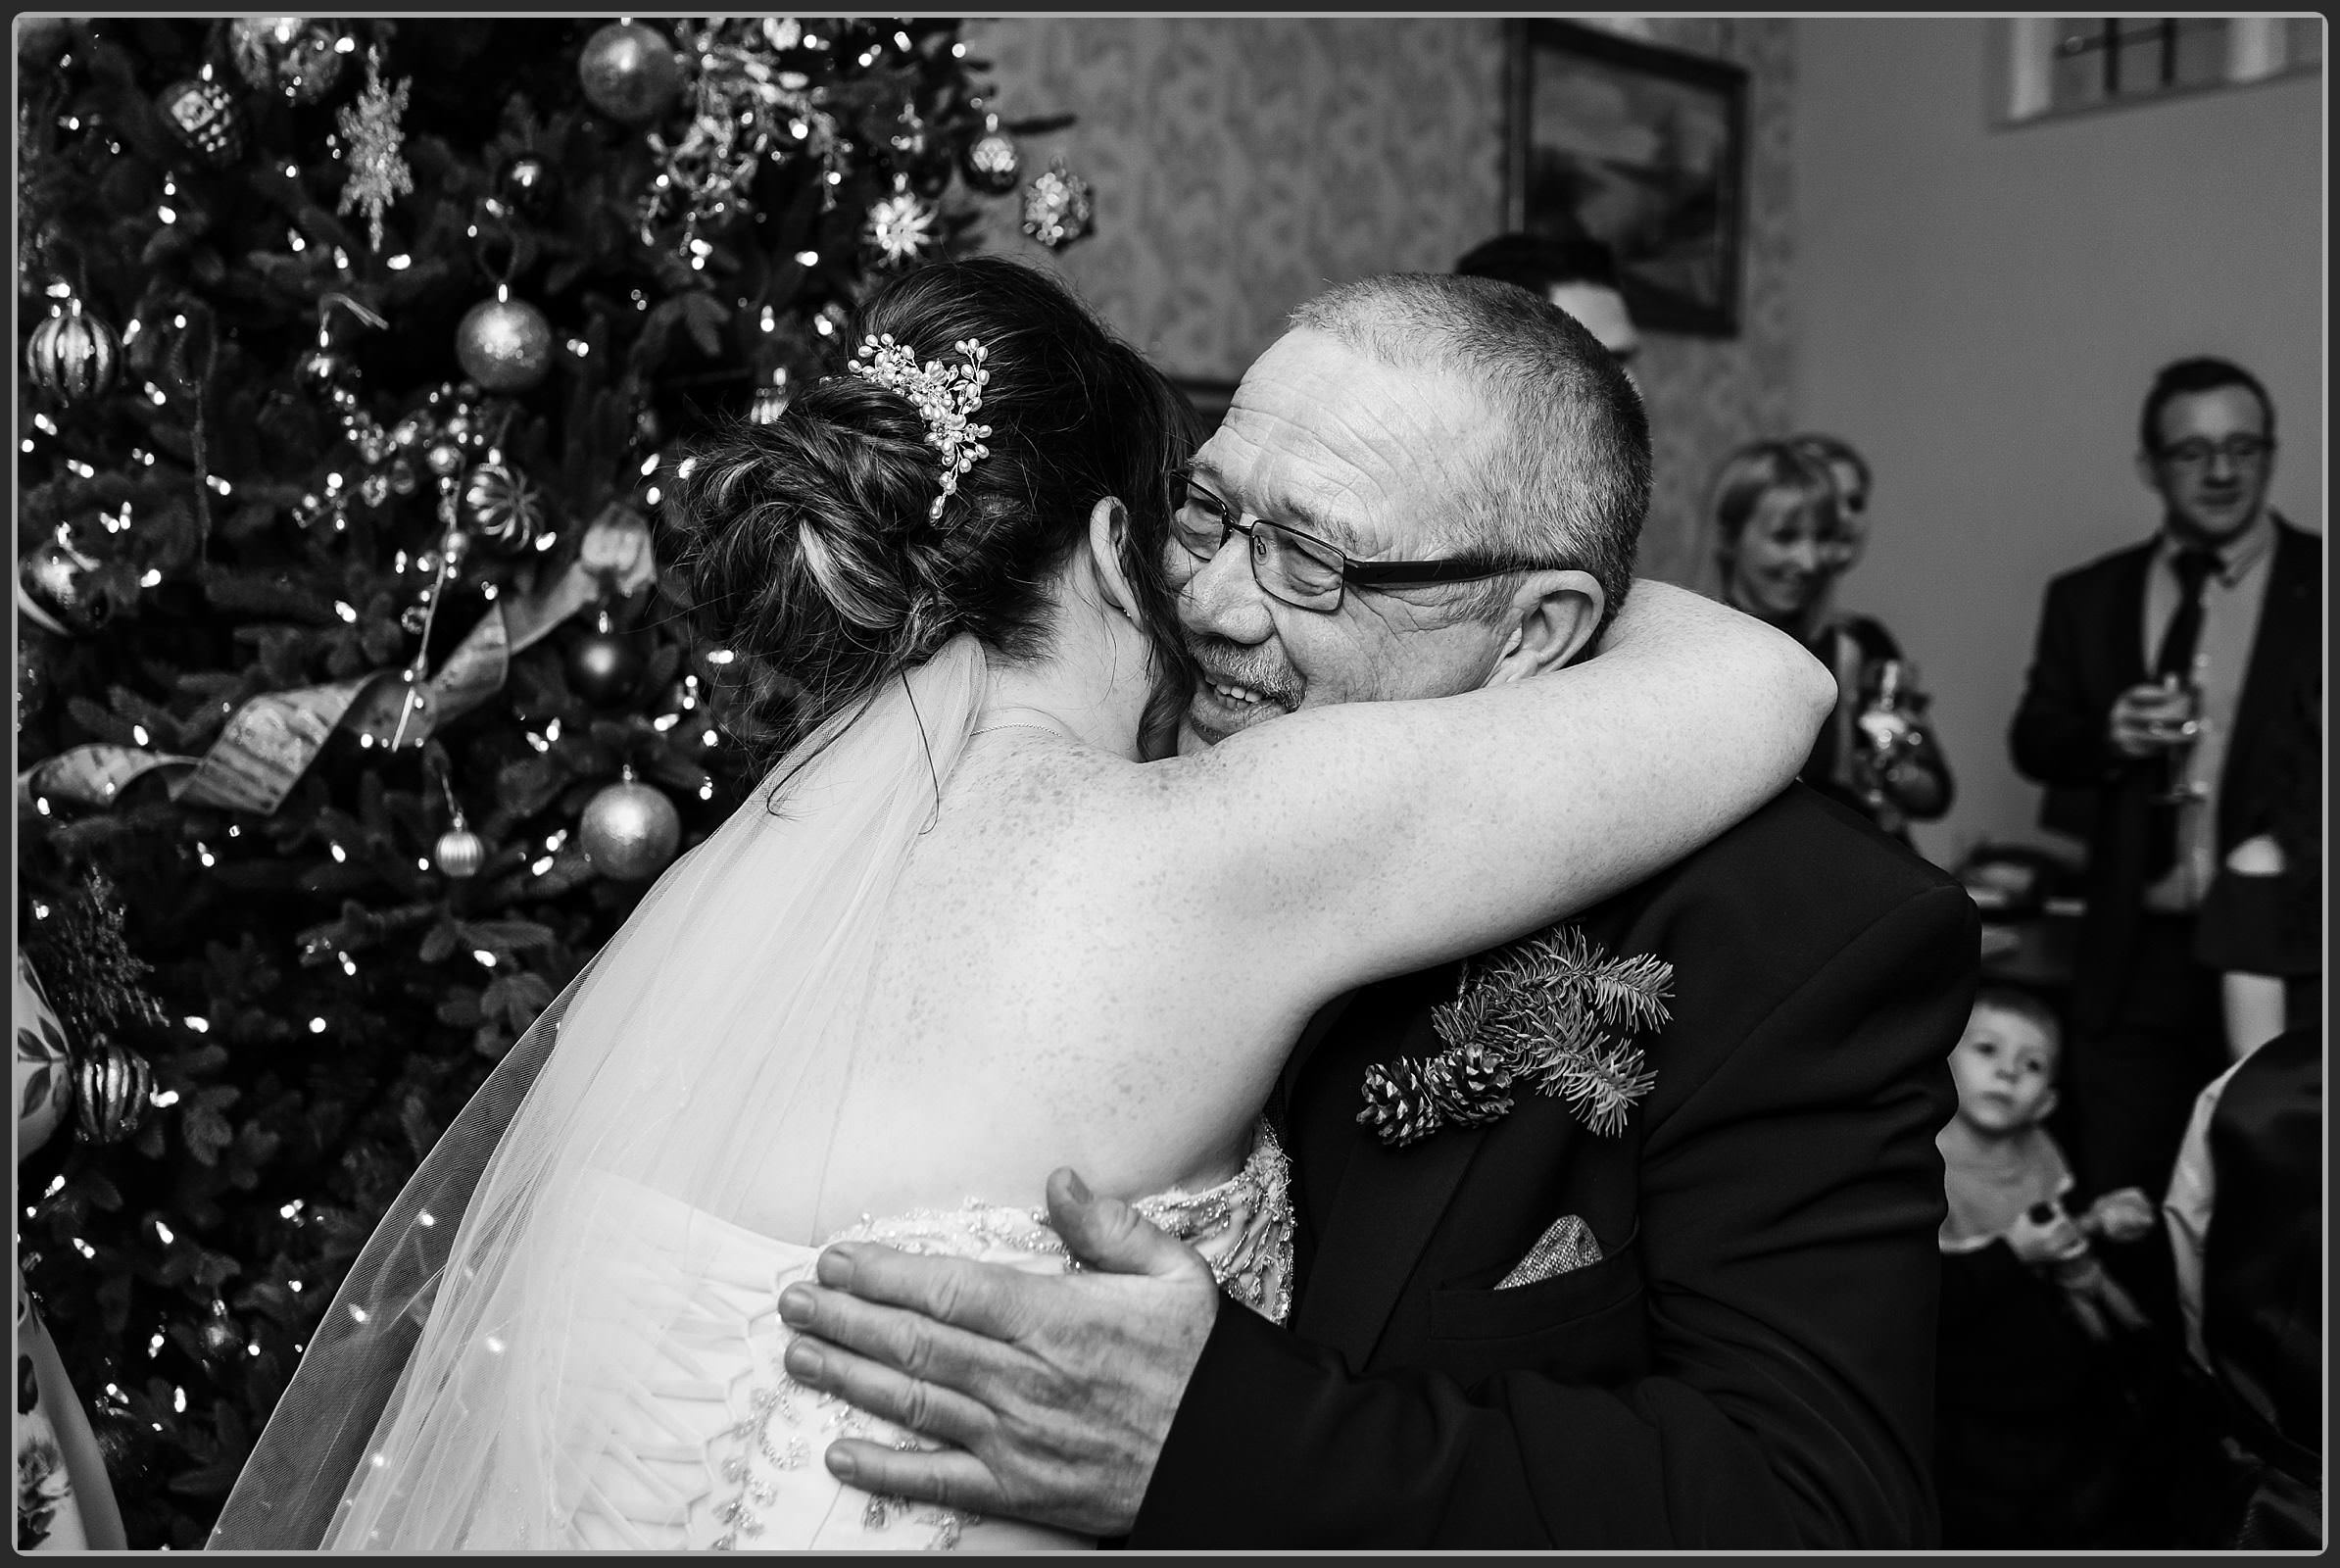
[{"xmin": 1287, "ymin": 272, "xmax": 1650, "ymax": 632}]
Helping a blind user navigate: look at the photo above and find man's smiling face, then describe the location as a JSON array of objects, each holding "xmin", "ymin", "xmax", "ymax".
[{"xmin": 1167, "ymin": 329, "xmax": 1516, "ymax": 754}]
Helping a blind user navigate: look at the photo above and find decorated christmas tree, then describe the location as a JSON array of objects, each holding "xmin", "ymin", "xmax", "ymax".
[{"xmin": 14, "ymin": 16, "xmax": 1087, "ymax": 1546}]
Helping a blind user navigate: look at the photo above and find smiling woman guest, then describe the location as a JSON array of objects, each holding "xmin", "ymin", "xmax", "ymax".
[{"xmin": 1710, "ymin": 437, "xmax": 1953, "ymax": 841}]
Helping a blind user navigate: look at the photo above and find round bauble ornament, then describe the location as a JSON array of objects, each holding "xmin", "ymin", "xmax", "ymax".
[
  {"xmin": 226, "ymin": 17, "xmax": 344, "ymax": 104},
  {"xmin": 20, "ymin": 538, "xmax": 111, "ymax": 636},
  {"xmin": 961, "ymin": 117, "xmax": 1021, "ymax": 195},
  {"xmin": 461, "ymin": 460, "xmax": 543, "ymax": 553},
  {"xmin": 580, "ymin": 775, "xmax": 681, "ymax": 881},
  {"xmin": 1021, "ymin": 158, "xmax": 1095, "ymax": 251},
  {"xmin": 577, "ymin": 22, "xmax": 682, "ymax": 125},
  {"xmin": 156, "ymin": 77, "xmax": 250, "ymax": 169},
  {"xmin": 567, "ymin": 612, "xmax": 647, "ymax": 706},
  {"xmin": 455, "ymin": 294, "xmax": 554, "ymax": 393},
  {"xmin": 73, "ymin": 1035, "xmax": 154, "ymax": 1146},
  {"xmin": 388, "ymin": 458, "xmax": 417, "ymax": 495},
  {"xmin": 433, "ymin": 824, "xmax": 487, "ymax": 878},
  {"xmin": 24, "ymin": 298, "xmax": 123, "ymax": 406},
  {"xmin": 498, "ymin": 153, "xmax": 561, "ymax": 220},
  {"xmin": 423, "ymin": 440, "xmax": 466, "ymax": 479}
]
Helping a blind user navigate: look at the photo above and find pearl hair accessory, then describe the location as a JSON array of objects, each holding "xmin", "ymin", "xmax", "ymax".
[{"xmin": 847, "ymin": 332, "xmax": 992, "ymax": 519}]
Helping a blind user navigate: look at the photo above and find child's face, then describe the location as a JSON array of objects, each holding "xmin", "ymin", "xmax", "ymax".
[{"xmin": 1949, "ymin": 1004, "xmax": 2059, "ymax": 1134}]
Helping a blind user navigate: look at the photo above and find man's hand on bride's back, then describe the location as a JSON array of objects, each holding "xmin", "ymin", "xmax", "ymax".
[{"xmin": 775, "ymin": 1168, "xmax": 1220, "ymax": 1537}]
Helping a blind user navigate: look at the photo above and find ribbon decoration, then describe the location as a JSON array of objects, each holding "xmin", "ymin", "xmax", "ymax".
[{"xmin": 19, "ymin": 503, "xmax": 658, "ymax": 816}]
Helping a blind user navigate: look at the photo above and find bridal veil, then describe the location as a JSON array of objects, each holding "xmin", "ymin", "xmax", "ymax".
[{"xmin": 209, "ymin": 636, "xmax": 991, "ymax": 1549}]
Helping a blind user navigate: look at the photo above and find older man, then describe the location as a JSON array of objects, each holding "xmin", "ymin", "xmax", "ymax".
[{"xmin": 776, "ymin": 275, "xmax": 1977, "ymax": 1547}]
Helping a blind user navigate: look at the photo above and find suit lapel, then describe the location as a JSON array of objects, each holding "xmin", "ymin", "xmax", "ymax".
[
  {"xmin": 2104, "ymin": 541, "xmax": 2153, "ymax": 688},
  {"xmin": 1287, "ymin": 973, "xmax": 1486, "ymax": 1367},
  {"xmin": 1292, "ymin": 1117, "xmax": 1488, "ymax": 1370},
  {"xmin": 2220, "ymin": 523, "xmax": 2317, "ymax": 829}
]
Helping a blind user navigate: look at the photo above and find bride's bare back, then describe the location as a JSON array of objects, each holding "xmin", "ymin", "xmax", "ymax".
[{"xmin": 814, "ymin": 573, "xmax": 1828, "ymax": 1235}]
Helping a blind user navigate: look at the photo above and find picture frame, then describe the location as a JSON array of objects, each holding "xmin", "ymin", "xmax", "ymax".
[{"xmin": 1504, "ymin": 20, "xmax": 1749, "ymax": 337}]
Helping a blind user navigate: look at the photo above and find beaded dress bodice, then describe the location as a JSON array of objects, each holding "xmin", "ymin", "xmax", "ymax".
[{"xmin": 452, "ymin": 1122, "xmax": 1292, "ymax": 1553}]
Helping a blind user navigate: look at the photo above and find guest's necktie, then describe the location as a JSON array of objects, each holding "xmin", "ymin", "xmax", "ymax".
[{"xmin": 2142, "ymin": 547, "xmax": 2220, "ymax": 881}]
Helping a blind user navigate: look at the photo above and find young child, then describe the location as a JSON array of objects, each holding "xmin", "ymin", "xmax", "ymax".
[{"xmin": 1932, "ymin": 986, "xmax": 2153, "ymax": 1545}]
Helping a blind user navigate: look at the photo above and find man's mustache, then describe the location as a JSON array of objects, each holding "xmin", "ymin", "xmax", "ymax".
[{"xmin": 1181, "ymin": 634, "xmax": 1301, "ymax": 705}]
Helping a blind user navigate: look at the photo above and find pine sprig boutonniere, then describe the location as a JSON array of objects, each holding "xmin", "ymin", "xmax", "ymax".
[{"xmin": 1358, "ymin": 926, "xmax": 1672, "ymax": 1148}]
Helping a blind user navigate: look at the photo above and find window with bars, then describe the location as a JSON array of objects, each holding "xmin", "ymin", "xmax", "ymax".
[{"xmin": 2000, "ymin": 16, "xmax": 2320, "ymax": 123}]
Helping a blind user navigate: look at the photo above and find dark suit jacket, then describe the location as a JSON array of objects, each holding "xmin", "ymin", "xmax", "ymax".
[
  {"xmin": 1128, "ymin": 787, "xmax": 1976, "ymax": 1547},
  {"xmin": 2008, "ymin": 519, "xmax": 2321, "ymax": 1031}
]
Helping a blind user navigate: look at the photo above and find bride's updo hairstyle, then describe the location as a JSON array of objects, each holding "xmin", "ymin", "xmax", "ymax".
[{"xmin": 663, "ymin": 257, "xmax": 1199, "ymax": 780}]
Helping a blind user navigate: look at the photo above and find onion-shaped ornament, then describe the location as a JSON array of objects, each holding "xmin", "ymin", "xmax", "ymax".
[
  {"xmin": 226, "ymin": 17, "xmax": 344, "ymax": 104},
  {"xmin": 580, "ymin": 772, "xmax": 681, "ymax": 881},
  {"xmin": 433, "ymin": 823, "xmax": 487, "ymax": 878},
  {"xmin": 73, "ymin": 1035, "xmax": 155, "ymax": 1146},
  {"xmin": 455, "ymin": 293, "xmax": 554, "ymax": 394},
  {"xmin": 24, "ymin": 298, "xmax": 123, "ymax": 406},
  {"xmin": 577, "ymin": 22, "xmax": 683, "ymax": 125},
  {"xmin": 156, "ymin": 77, "xmax": 250, "ymax": 168},
  {"xmin": 461, "ymin": 460, "xmax": 543, "ymax": 553},
  {"xmin": 961, "ymin": 115, "xmax": 1021, "ymax": 195}
]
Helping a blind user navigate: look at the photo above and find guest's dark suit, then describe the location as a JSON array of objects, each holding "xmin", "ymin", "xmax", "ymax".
[
  {"xmin": 2010, "ymin": 519, "xmax": 2320, "ymax": 1035},
  {"xmin": 2009, "ymin": 519, "xmax": 2320, "ymax": 1197},
  {"xmin": 1128, "ymin": 787, "xmax": 1976, "ymax": 1547}
]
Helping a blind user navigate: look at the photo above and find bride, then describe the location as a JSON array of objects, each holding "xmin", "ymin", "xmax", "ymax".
[{"xmin": 211, "ymin": 258, "xmax": 1831, "ymax": 1551}]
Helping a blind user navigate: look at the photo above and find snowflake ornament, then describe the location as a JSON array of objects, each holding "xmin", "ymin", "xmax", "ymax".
[
  {"xmin": 865, "ymin": 181, "xmax": 939, "ymax": 267},
  {"xmin": 335, "ymin": 48, "xmax": 414, "ymax": 251}
]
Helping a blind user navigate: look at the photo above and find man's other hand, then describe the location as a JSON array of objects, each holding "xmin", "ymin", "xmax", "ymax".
[
  {"xmin": 2108, "ymin": 678, "xmax": 2198, "ymax": 758},
  {"xmin": 774, "ymin": 1168, "xmax": 1221, "ymax": 1538}
]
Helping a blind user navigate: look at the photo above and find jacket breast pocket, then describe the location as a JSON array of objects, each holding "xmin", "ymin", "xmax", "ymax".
[{"xmin": 1426, "ymin": 1230, "xmax": 1643, "ymax": 1354}]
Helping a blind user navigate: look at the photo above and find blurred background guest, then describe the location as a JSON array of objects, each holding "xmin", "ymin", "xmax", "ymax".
[
  {"xmin": 2007, "ymin": 358, "xmax": 2320, "ymax": 1216},
  {"xmin": 1453, "ymin": 228, "xmax": 1641, "ymax": 379},
  {"xmin": 2192, "ymin": 674, "xmax": 2320, "ymax": 1060},
  {"xmin": 1707, "ymin": 438, "xmax": 1953, "ymax": 840},
  {"xmin": 2159, "ymin": 1022, "xmax": 2320, "ymax": 1548}
]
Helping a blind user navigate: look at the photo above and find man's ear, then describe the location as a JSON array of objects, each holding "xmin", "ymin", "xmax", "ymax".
[
  {"xmin": 2134, "ymin": 449, "xmax": 2163, "ymax": 493},
  {"xmin": 1084, "ymin": 495, "xmax": 1141, "ymax": 623},
  {"xmin": 1484, "ymin": 569, "xmax": 1604, "ymax": 685}
]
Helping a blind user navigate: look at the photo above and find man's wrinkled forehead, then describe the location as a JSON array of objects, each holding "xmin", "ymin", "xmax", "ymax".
[{"xmin": 1199, "ymin": 330, "xmax": 1483, "ymax": 546}]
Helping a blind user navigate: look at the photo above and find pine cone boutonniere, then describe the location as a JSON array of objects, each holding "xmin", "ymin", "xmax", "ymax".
[{"xmin": 1358, "ymin": 927, "xmax": 1671, "ymax": 1149}]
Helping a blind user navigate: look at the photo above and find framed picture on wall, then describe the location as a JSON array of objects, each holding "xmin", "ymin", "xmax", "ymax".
[{"xmin": 1504, "ymin": 20, "xmax": 1749, "ymax": 336}]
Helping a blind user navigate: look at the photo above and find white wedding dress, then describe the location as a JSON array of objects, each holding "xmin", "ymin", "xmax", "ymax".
[
  {"xmin": 212, "ymin": 638, "xmax": 1292, "ymax": 1553},
  {"xmin": 358, "ymin": 1137, "xmax": 1291, "ymax": 1552}
]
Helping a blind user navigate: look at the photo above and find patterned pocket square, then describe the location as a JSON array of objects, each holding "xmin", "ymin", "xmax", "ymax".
[{"xmin": 1496, "ymin": 1213, "xmax": 1603, "ymax": 1289}]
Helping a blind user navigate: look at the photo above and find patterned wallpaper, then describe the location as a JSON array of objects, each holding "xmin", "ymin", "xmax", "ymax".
[{"xmin": 963, "ymin": 17, "xmax": 1795, "ymax": 588}]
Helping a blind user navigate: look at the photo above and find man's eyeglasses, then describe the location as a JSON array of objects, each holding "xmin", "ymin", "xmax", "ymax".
[
  {"xmin": 2156, "ymin": 435, "xmax": 2274, "ymax": 470},
  {"xmin": 1166, "ymin": 469, "xmax": 1553, "ymax": 613}
]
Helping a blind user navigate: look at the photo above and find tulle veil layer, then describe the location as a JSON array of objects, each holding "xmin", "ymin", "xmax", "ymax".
[{"xmin": 209, "ymin": 637, "xmax": 991, "ymax": 1549}]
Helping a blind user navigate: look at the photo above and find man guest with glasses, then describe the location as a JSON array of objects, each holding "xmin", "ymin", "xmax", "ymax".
[
  {"xmin": 2010, "ymin": 358, "xmax": 2318, "ymax": 1237},
  {"xmin": 772, "ymin": 273, "xmax": 1978, "ymax": 1546}
]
